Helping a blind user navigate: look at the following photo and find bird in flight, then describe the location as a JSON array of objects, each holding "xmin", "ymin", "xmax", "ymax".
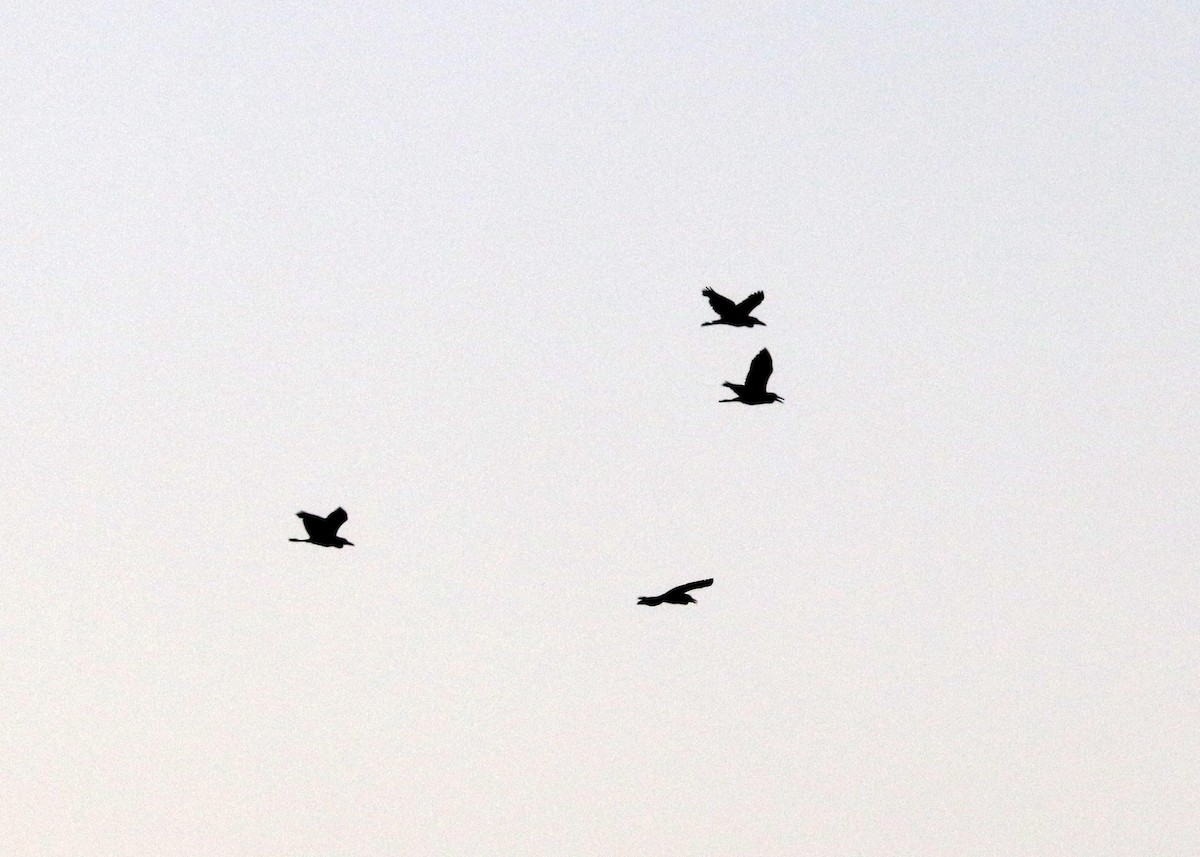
[
  {"xmin": 289, "ymin": 507, "xmax": 354, "ymax": 548},
  {"xmin": 638, "ymin": 578, "xmax": 714, "ymax": 606},
  {"xmin": 721, "ymin": 348, "xmax": 784, "ymax": 404},
  {"xmin": 702, "ymin": 288, "xmax": 766, "ymax": 327}
]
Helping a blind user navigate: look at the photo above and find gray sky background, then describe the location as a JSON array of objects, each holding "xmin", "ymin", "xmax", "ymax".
[{"xmin": 3, "ymin": 3, "xmax": 1198, "ymax": 854}]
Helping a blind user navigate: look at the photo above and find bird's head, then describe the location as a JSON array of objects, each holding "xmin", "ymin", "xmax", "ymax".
[{"xmin": 768, "ymin": 393, "xmax": 784, "ymax": 403}]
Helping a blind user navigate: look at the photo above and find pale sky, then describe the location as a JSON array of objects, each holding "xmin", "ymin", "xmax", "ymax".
[{"xmin": 3, "ymin": 3, "xmax": 1198, "ymax": 855}]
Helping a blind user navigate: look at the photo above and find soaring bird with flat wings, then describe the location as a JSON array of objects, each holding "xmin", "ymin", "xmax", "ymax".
[
  {"xmin": 638, "ymin": 578, "xmax": 714, "ymax": 606},
  {"xmin": 289, "ymin": 507, "xmax": 354, "ymax": 548},
  {"xmin": 721, "ymin": 348, "xmax": 783, "ymax": 405},
  {"xmin": 702, "ymin": 288, "xmax": 766, "ymax": 327}
]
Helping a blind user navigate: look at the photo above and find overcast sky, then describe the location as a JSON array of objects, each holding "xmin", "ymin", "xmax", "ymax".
[{"xmin": 3, "ymin": 3, "xmax": 1198, "ymax": 855}]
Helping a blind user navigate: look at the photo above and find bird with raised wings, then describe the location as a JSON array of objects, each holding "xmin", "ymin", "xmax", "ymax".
[
  {"xmin": 289, "ymin": 507, "xmax": 354, "ymax": 548},
  {"xmin": 702, "ymin": 288, "xmax": 766, "ymax": 327},
  {"xmin": 720, "ymin": 348, "xmax": 783, "ymax": 405},
  {"xmin": 638, "ymin": 579, "xmax": 714, "ymax": 606}
]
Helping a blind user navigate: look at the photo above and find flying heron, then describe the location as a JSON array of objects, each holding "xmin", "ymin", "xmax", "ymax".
[
  {"xmin": 721, "ymin": 348, "xmax": 784, "ymax": 404},
  {"xmin": 702, "ymin": 288, "xmax": 766, "ymax": 327},
  {"xmin": 289, "ymin": 507, "xmax": 354, "ymax": 548},
  {"xmin": 638, "ymin": 578, "xmax": 714, "ymax": 606}
]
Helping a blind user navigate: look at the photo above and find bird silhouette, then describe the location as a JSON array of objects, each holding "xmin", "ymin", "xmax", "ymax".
[
  {"xmin": 721, "ymin": 348, "xmax": 783, "ymax": 404},
  {"xmin": 289, "ymin": 507, "xmax": 354, "ymax": 548},
  {"xmin": 638, "ymin": 578, "xmax": 714, "ymax": 606},
  {"xmin": 702, "ymin": 288, "xmax": 766, "ymax": 327}
]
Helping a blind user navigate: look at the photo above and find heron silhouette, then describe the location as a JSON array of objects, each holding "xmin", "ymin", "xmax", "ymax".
[
  {"xmin": 702, "ymin": 288, "xmax": 765, "ymax": 327},
  {"xmin": 638, "ymin": 579, "xmax": 713, "ymax": 606},
  {"xmin": 721, "ymin": 348, "xmax": 783, "ymax": 404},
  {"xmin": 289, "ymin": 507, "xmax": 354, "ymax": 548}
]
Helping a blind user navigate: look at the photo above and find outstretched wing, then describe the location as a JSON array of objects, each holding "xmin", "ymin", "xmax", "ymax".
[
  {"xmin": 297, "ymin": 511, "xmax": 324, "ymax": 538},
  {"xmin": 325, "ymin": 507, "xmax": 348, "ymax": 535},
  {"xmin": 703, "ymin": 288, "xmax": 737, "ymax": 318},
  {"xmin": 743, "ymin": 348, "xmax": 773, "ymax": 392},
  {"xmin": 662, "ymin": 578, "xmax": 714, "ymax": 599},
  {"xmin": 735, "ymin": 291, "xmax": 764, "ymax": 313}
]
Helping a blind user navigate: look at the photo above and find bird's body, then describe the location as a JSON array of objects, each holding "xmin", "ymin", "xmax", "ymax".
[
  {"xmin": 702, "ymin": 288, "xmax": 765, "ymax": 327},
  {"xmin": 721, "ymin": 348, "xmax": 783, "ymax": 405},
  {"xmin": 638, "ymin": 578, "xmax": 714, "ymax": 606},
  {"xmin": 289, "ymin": 507, "xmax": 354, "ymax": 548}
]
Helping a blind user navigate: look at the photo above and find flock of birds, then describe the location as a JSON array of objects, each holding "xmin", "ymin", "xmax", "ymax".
[{"xmin": 290, "ymin": 288, "xmax": 782, "ymax": 607}]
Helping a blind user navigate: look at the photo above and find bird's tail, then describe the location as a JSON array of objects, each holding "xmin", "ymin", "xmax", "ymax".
[{"xmin": 637, "ymin": 596, "xmax": 659, "ymax": 606}]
